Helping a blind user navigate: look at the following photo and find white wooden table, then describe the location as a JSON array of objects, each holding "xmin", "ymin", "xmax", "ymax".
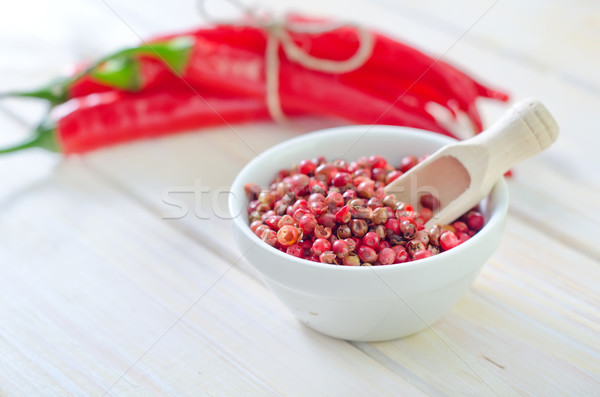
[{"xmin": 1, "ymin": 0, "xmax": 599, "ymax": 395}]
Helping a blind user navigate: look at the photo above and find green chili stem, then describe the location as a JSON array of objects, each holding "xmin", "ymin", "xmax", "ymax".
[
  {"xmin": 0, "ymin": 35, "xmax": 195, "ymax": 106},
  {"xmin": 0, "ymin": 123, "xmax": 59, "ymax": 154}
]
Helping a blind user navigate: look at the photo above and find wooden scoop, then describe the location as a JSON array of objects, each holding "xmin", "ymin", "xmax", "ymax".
[{"xmin": 384, "ymin": 98, "xmax": 559, "ymax": 228}]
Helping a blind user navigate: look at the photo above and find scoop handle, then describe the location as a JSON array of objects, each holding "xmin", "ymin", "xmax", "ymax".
[{"xmin": 468, "ymin": 99, "xmax": 559, "ymax": 182}]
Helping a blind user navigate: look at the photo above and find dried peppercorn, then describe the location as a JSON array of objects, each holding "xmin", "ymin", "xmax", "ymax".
[{"xmin": 246, "ymin": 155, "xmax": 484, "ymax": 265}]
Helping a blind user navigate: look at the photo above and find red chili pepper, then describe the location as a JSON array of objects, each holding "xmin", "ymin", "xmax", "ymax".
[
  {"xmin": 0, "ymin": 15, "xmax": 512, "ymax": 156},
  {"xmin": 3, "ymin": 36, "xmax": 197, "ymax": 105},
  {"xmin": 274, "ymin": 19, "xmax": 508, "ymax": 131},
  {"xmin": 68, "ymin": 31, "xmax": 456, "ymax": 135},
  {"xmin": 0, "ymin": 89, "xmax": 272, "ymax": 155},
  {"xmin": 279, "ymin": 63, "xmax": 454, "ymax": 135},
  {"xmin": 156, "ymin": 23, "xmax": 504, "ymax": 132},
  {"xmin": 24, "ymin": 19, "xmax": 506, "ymax": 132},
  {"xmin": 66, "ymin": 26, "xmax": 266, "ymax": 100},
  {"xmin": 338, "ymin": 70, "xmax": 459, "ymax": 119}
]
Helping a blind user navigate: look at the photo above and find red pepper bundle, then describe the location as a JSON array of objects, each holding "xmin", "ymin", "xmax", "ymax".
[{"xmin": 1, "ymin": 15, "xmax": 508, "ymax": 155}]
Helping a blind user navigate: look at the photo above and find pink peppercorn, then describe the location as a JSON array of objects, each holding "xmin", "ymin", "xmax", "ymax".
[
  {"xmin": 428, "ymin": 224, "xmax": 443, "ymax": 246},
  {"xmin": 378, "ymin": 247, "xmax": 396, "ymax": 265},
  {"xmin": 342, "ymin": 253, "xmax": 361, "ymax": 266},
  {"xmin": 399, "ymin": 155, "xmax": 418, "ymax": 172},
  {"xmin": 298, "ymin": 159, "xmax": 317, "ymax": 175},
  {"xmin": 299, "ymin": 214, "xmax": 317, "ymax": 235},
  {"xmin": 312, "ymin": 238, "xmax": 332, "ymax": 256},
  {"xmin": 332, "ymin": 172, "xmax": 352, "ymax": 187},
  {"xmin": 319, "ymin": 251, "xmax": 337, "ymax": 264},
  {"xmin": 357, "ymin": 180, "xmax": 375, "ymax": 198},
  {"xmin": 373, "ymin": 224, "xmax": 386, "ymax": 240},
  {"xmin": 297, "ymin": 239, "xmax": 312, "ymax": 252},
  {"xmin": 346, "ymin": 220, "xmax": 367, "ymax": 240},
  {"xmin": 466, "ymin": 211, "xmax": 484, "ymax": 231},
  {"xmin": 344, "ymin": 238, "xmax": 357, "ymax": 252},
  {"xmin": 315, "ymin": 164, "xmax": 335, "ymax": 184},
  {"xmin": 413, "ymin": 229, "xmax": 430, "ymax": 245},
  {"xmin": 420, "ymin": 194, "xmax": 440, "ymax": 211},
  {"xmin": 378, "ymin": 240, "xmax": 391, "ymax": 252},
  {"xmin": 453, "ymin": 221, "xmax": 469, "ymax": 234},
  {"xmin": 333, "ymin": 159, "xmax": 350, "ymax": 171},
  {"xmin": 265, "ymin": 215, "xmax": 281, "ymax": 231},
  {"xmin": 357, "ymin": 246, "xmax": 378, "ymax": 263},
  {"xmin": 325, "ymin": 191, "xmax": 344, "ymax": 207},
  {"xmin": 292, "ymin": 198, "xmax": 309, "ymax": 212},
  {"xmin": 254, "ymin": 224, "xmax": 271, "ymax": 238},
  {"xmin": 250, "ymin": 220, "xmax": 263, "ymax": 233},
  {"xmin": 309, "ymin": 179, "xmax": 327, "ymax": 195},
  {"xmin": 258, "ymin": 191, "xmax": 276, "ymax": 206},
  {"xmin": 332, "ymin": 240, "xmax": 350, "ymax": 258},
  {"xmin": 277, "ymin": 225, "xmax": 300, "ymax": 246},
  {"xmin": 362, "ymin": 232, "xmax": 380, "ymax": 248},
  {"xmin": 406, "ymin": 240, "xmax": 427, "ymax": 256},
  {"xmin": 248, "ymin": 155, "xmax": 485, "ymax": 266},
  {"xmin": 399, "ymin": 219, "xmax": 416, "ymax": 239},
  {"xmin": 371, "ymin": 167, "xmax": 387, "ymax": 182},
  {"xmin": 457, "ymin": 232, "xmax": 471, "ymax": 244},
  {"xmin": 286, "ymin": 244, "xmax": 304, "ymax": 258},
  {"xmin": 374, "ymin": 187, "xmax": 386, "ymax": 200},
  {"xmin": 292, "ymin": 208, "xmax": 310, "ymax": 223},
  {"xmin": 308, "ymin": 193, "xmax": 325, "ymax": 204},
  {"xmin": 342, "ymin": 190, "xmax": 357, "ymax": 201},
  {"xmin": 372, "ymin": 207, "xmax": 389, "ymax": 224},
  {"xmin": 440, "ymin": 230, "xmax": 460, "ymax": 251},
  {"xmin": 335, "ymin": 205, "xmax": 351, "ymax": 224},
  {"xmin": 385, "ymin": 170, "xmax": 403, "ymax": 184},
  {"xmin": 353, "ymin": 168, "xmax": 371, "ymax": 179},
  {"xmin": 244, "ymin": 183, "xmax": 262, "ymax": 198},
  {"xmin": 392, "ymin": 246, "xmax": 409, "ymax": 263},
  {"xmin": 309, "ymin": 200, "xmax": 327, "ymax": 215},
  {"xmin": 384, "ymin": 218, "xmax": 400, "ymax": 234},
  {"xmin": 367, "ymin": 197, "xmax": 383, "ymax": 209},
  {"xmin": 260, "ymin": 230, "xmax": 278, "ymax": 247},
  {"xmin": 413, "ymin": 250, "xmax": 434, "ymax": 260},
  {"xmin": 419, "ymin": 207, "xmax": 433, "ymax": 223},
  {"xmin": 314, "ymin": 225, "xmax": 332, "ymax": 239},
  {"xmin": 317, "ymin": 213, "xmax": 336, "ymax": 228},
  {"xmin": 368, "ymin": 155, "xmax": 387, "ymax": 169},
  {"xmin": 277, "ymin": 214, "xmax": 294, "ymax": 229},
  {"xmin": 312, "ymin": 155, "xmax": 326, "ymax": 165}
]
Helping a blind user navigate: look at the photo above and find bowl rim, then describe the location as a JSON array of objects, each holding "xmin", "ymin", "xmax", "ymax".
[{"xmin": 229, "ymin": 125, "xmax": 509, "ymax": 274}]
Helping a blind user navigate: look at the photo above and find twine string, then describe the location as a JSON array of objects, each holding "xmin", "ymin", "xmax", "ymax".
[{"xmin": 198, "ymin": 0, "xmax": 375, "ymax": 122}]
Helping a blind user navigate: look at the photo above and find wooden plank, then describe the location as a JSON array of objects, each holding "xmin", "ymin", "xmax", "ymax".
[{"xmin": 0, "ymin": 162, "xmax": 425, "ymax": 396}]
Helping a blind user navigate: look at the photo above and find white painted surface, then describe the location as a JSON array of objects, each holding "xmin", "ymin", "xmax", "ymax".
[{"xmin": 0, "ymin": 0, "xmax": 598, "ymax": 395}]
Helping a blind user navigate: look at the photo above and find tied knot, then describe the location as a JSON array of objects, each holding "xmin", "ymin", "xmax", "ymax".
[
  {"xmin": 197, "ymin": 0, "xmax": 375, "ymax": 123},
  {"xmin": 264, "ymin": 20, "xmax": 375, "ymax": 123}
]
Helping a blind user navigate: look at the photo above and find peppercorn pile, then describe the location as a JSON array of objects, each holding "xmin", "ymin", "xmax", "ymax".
[{"xmin": 245, "ymin": 155, "xmax": 485, "ymax": 265}]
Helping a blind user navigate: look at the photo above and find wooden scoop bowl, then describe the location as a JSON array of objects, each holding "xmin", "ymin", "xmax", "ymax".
[{"xmin": 384, "ymin": 98, "xmax": 559, "ymax": 228}]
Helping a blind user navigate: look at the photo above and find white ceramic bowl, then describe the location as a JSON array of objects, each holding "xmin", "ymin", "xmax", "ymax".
[{"xmin": 229, "ymin": 126, "xmax": 508, "ymax": 341}]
